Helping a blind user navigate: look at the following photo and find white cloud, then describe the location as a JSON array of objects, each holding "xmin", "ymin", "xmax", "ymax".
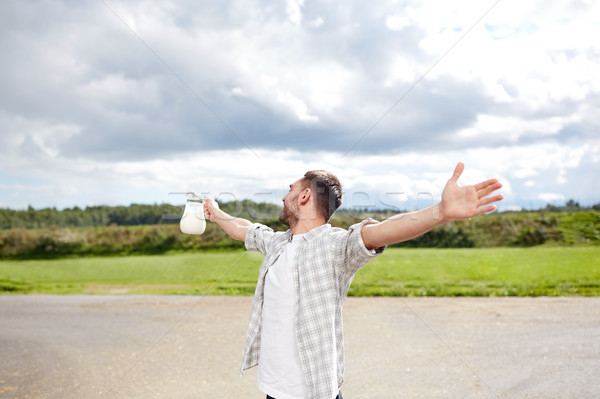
[
  {"xmin": 513, "ymin": 169, "xmax": 538, "ymax": 179},
  {"xmin": 407, "ymin": 0, "xmax": 600, "ymax": 115},
  {"xmin": 539, "ymin": 193, "xmax": 566, "ymax": 203},
  {"xmin": 456, "ymin": 113, "xmax": 582, "ymax": 143},
  {"xmin": 75, "ymin": 74, "xmax": 161, "ymax": 111},
  {"xmin": 277, "ymin": 91, "xmax": 319, "ymax": 123},
  {"xmin": 0, "ymin": 112, "xmax": 82, "ymax": 159},
  {"xmin": 385, "ymin": 14, "xmax": 413, "ymax": 31},
  {"xmin": 286, "ymin": 0, "xmax": 304, "ymax": 26},
  {"xmin": 231, "ymin": 87, "xmax": 247, "ymax": 97},
  {"xmin": 309, "ymin": 17, "xmax": 324, "ymax": 28}
]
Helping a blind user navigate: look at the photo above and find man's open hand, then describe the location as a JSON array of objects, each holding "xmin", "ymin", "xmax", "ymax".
[{"xmin": 440, "ymin": 162, "xmax": 503, "ymax": 221}]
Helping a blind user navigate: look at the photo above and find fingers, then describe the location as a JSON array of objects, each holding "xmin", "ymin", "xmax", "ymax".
[
  {"xmin": 203, "ymin": 198, "xmax": 219, "ymax": 221},
  {"xmin": 476, "ymin": 180, "xmax": 503, "ymax": 199},
  {"xmin": 478, "ymin": 193, "xmax": 504, "ymax": 207},
  {"xmin": 474, "ymin": 178, "xmax": 501, "ymax": 191},
  {"xmin": 476, "ymin": 204, "xmax": 498, "ymax": 215},
  {"xmin": 450, "ymin": 162, "xmax": 464, "ymax": 182},
  {"xmin": 203, "ymin": 201, "xmax": 211, "ymax": 220},
  {"xmin": 204, "ymin": 197, "xmax": 219, "ymax": 208}
]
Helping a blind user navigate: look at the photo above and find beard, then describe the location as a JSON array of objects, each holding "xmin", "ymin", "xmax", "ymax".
[{"xmin": 279, "ymin": 196, "xmax": 299, "ymax": 227}]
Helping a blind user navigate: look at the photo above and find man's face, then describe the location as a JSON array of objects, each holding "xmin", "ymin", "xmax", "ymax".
[{"xmin": 279, "ymin": 179, "xmax": 304, "ymax": 226}]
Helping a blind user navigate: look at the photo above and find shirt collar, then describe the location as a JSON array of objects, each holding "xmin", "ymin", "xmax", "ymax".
[{"xmin": 288, "ymin": 223, "xmax": 330, "ymax": 243}]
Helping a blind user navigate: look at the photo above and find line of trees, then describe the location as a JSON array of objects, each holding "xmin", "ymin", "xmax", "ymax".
[
  {"xmin": 0, "ymin": 201, "xmax": 282, "ymax": 229},
  {"xmin": 2, "ymin": 199, "xmax": 598, "ymax": 230},
  {"xmin": 0, "ymin": 202, "xmax": 598, "ymax": 259}
]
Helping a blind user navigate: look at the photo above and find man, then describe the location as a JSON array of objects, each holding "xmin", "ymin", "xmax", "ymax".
[{"xmin": 203, "ymin": 162, "xmax": 503, "ymax": 399}]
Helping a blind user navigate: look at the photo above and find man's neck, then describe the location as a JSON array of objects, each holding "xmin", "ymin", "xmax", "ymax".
[{"xmin": 289, "ymin": 216, "xmax": 327, "ymax": 235}]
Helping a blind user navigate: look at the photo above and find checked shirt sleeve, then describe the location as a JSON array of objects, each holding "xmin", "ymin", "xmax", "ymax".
[
  {"xmin": 343, "ymin": 218, "xmax": 386, "ymax": 277},
  {"xmin": 245, "ymin": 223, "xmax": 275, "ymax": 255}
]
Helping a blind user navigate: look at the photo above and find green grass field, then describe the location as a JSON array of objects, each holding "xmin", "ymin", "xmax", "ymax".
[{"xmin": 0, "ymin": 247, "xmax": 599, "ymax": 296}]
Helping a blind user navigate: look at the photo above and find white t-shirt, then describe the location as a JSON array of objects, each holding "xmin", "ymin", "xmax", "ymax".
[{"xmin": 257, "ymin": 234, "xmax": 308, "ymax": 399}]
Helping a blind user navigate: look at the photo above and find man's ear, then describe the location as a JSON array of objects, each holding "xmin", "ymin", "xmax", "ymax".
[{"xmin": 299, "ymin": 188, "xmax": 311, "ymax": 205}]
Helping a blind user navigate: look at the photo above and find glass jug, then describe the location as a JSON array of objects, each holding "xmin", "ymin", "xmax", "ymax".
[{"xmin": 180, "ymin": 193, "xmax": 206, "ymax": 234}]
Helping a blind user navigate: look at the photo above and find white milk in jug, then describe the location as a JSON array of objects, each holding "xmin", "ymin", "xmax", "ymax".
[{"xmin": 180, "ymin": 199, "xmax": 206, "ymax": 234}]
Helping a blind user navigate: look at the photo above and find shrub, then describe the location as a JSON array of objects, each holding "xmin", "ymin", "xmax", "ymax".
[{"xmin": 510, "ymin": 226, "xmax": 546, "ymax": 247}]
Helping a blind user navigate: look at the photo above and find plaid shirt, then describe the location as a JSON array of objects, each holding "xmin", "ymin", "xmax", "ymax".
[{"xmin": 241, "ymin": 219, "xmax": 385, "ymax": 399}]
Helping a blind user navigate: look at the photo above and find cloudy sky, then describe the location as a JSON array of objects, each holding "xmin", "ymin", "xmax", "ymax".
[{"xmin": 1, "ymin": 0, "xmax": 598, "ymax": 212}]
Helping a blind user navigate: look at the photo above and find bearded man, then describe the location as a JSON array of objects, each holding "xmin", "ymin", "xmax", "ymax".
[{"xmin": 203, "ymin": 163, "xmax": 503, "ymax": 399}]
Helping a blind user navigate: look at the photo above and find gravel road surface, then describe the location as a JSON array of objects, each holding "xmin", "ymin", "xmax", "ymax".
[{"xmin": 0, "ymin": 296, "xmax": 598, "ymax": 399}]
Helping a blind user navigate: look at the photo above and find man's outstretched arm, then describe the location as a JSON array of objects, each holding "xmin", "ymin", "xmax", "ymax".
[
  {"xmin": 204, "ymin": 198, "xmax": 252, "ymax": 241},
  {"xmin": 361, "ymin": 162, "xmax": 503, "ymax": 250}
]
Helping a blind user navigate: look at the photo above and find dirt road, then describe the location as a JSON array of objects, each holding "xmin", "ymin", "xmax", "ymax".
[{"xmin": 0, "ymin": 296, "xmax": 598, "ymax": 398}]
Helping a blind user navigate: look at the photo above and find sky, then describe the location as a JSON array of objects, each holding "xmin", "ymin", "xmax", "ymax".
[{"xmin": 0, "ymin": 0, "xmax": 598, "ymax": 212}]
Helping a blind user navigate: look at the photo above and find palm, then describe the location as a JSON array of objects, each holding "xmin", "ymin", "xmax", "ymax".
[{"xmin": 441, "ymin": 163, "xmax": 503, "ymax": 221}]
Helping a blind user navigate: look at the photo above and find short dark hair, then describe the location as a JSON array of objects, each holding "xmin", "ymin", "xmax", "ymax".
[{"xmin": 301, "ymin": 170, "xmax": 343, "ymax": 221}]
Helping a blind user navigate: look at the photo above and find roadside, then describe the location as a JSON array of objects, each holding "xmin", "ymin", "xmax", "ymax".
[{"xmin": 0, "ymin": 296, "xmax": 598, "ymax": 398}]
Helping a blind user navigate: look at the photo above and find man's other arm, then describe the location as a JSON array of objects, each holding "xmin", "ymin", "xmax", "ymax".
[
  {"xmin": 361, "ymin": 162, "xmax": 503, "ymax": 250},
  {"xmin": 204, "ymin": 198, "xmax": 252, "ymax": 242}
]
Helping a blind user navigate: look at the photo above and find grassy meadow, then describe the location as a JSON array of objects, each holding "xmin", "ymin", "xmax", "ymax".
[{"xmin": 1, "ymin": 247, "xmax": 598, "ymax": 296}]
